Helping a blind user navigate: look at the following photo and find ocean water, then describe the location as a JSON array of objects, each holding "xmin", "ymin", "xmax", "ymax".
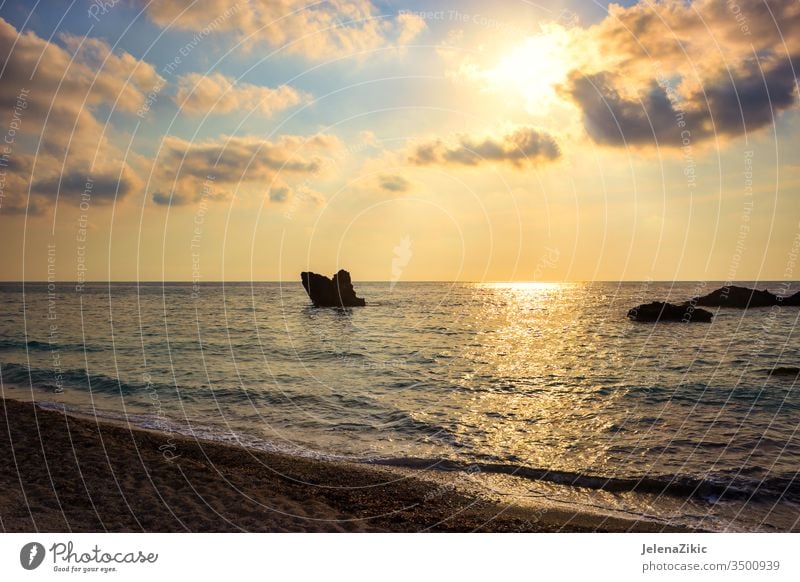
[{"xmin": 1, "ymin": 281, "xmax": 799, "ymax": 531}]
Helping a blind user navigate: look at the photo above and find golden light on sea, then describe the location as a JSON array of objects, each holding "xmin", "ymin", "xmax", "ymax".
[{"xmin": 479, "ymin": 281, "xmax": 565, "ymax": 292}]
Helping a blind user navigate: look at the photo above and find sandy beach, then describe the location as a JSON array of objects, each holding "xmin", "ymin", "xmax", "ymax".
[{"xmin": 0, "ymin": 397, "xmax": 693, "ymax": 532}]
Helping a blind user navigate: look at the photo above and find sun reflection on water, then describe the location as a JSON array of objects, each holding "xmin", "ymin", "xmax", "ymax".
[
  {"xmin": 477, "ymin": 281, "xmax": 567, "ymax": 292},
  {"xmin": 443, "ymin": 281, "xmax": 616, "ymax": 473}
]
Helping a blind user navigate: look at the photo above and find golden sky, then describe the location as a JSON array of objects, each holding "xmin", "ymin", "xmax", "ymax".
[{"xmin": 1, "ymin": 0, "xmax": 798, "ymax": 282}]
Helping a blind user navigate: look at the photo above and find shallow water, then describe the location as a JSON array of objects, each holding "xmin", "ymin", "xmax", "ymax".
[{"xmin": 1, "ymin": 281, "xmax": 799, "ymax": 531}]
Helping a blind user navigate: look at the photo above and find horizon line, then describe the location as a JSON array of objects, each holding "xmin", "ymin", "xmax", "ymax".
[{"xmin": 3, "ymin": 279, "xmax": 798, "ymax": 284}]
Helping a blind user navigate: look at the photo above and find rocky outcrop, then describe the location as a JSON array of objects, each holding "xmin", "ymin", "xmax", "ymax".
[
  {"xmin": 769, "ymin": 366, "xmax": 800, "ymax": 376},
  {"xmin": 627, "ymin": 301, "xmax": 713, "ymax": 323},
  {"xmin": 301, "ymin": 270, "xmax": 366, "ymax": 307},
  {"xmin": 693, "ymin": 285, "xmax": 778, "ymax": 308},
  {"xmin": 781, "ymin": 291, "xmax": 800, "ymax": 306},
  {"xmin": 628, "ymin": 285, "xmax": 800, "ymax": 323}
]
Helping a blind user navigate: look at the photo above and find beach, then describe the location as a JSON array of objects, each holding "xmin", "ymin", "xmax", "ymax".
[{"xmin": 0, "ymin": 397, "xmax": 690, "ymax": 533}]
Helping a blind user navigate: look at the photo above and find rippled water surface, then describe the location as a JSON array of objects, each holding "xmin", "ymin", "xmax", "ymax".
[{"xmin": 2, "ymin": 281, "xmax": 799, "ymax": 531}]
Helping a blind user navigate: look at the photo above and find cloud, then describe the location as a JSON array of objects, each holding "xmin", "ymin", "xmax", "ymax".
[
  {"xmin": 378, "ymin": 174, "xmax": 411, "ymax": 192},
  {"xmin": 396, "ymin": 12, "xmax": 426, "ymax": 45},
  {"xmin": 269, "ymin": 183, "xmax": 326, "ymax": 207},
  {"xmin": 151, "ymin": 191, "xmax": 190, "ymax": 206},
  {"xmin": 408, "ymin": 127, "xmax": 560, "ymax": 168},
  {"xmin": 158, "ymin": 134, "xmax": 336, "ymax": 180},
  {"xmin": 58, "ymin": 33, "xmax": 164, "ymax": 113},
  {"xmin": 563, "ymin": 0, "xmax": 800, "ymax": 147},
  {"xmin": 442, "ymin": 0, "xmax": 800, "ymax": 151},
  {"xmin": 174, "ymin": 72, "xmax": 309, "ymax": 116},
  {"xmin": 269, "ymin": 185, "xmax": 291, "ymax": 202},
  {"xmin": 592, "ymin": 0, "xmax": 800, "ymax": 71},
  {"xmin": 31, "ymin": 167, "xmax": 140, "ymax": 202},
  {"xmin": 153, "ymin": 133, "xmax": 341, "ymax": 204},
  {"xmin": 567, "ymin": 55, "xmax": 798, "ymax": 147},
  {"xmin": 0, "ymin": 20, "xmax": 161, "ymax": 137},
  {"xmin": 0, "ymin": 18, "xmax": 162, "ymax": 214},
  {"xmin": 359, "ymin": 130, "xmax": 380, "ymax": 148},
  {"xmin": 140, "ymin": 0, "xmax": 425, "ymax": 60}
]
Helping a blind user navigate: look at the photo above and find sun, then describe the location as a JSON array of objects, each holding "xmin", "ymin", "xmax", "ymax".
[{"xmin": 484, "ymin": 26, "xmax": 573, "ymax": 112}]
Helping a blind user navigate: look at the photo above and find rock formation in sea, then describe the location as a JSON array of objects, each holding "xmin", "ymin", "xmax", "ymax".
[
  {"xmin": 627, "ymin": 301, "xmax": 713, "ymax": 323},
  {"xmin": 781, "ymin": 291, "xmax": 800, "ymax": 306},
  {"xmin": 301, "ymin": 270, "xmax": 366, "ymax": 307},
  {"xmin": 693, "ymin": 285, "xmax": 778, "ymax": 308},
  {"xmin": 628, "ymin": 286, "xmax": 800, "ymax": 323}
]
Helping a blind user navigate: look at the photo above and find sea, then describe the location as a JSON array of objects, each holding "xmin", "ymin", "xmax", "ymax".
[{"xmin": 1, "ymin": 281, "xmax": 799, "ymax": 532}]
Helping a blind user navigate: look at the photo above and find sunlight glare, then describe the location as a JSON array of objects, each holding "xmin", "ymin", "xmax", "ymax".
[{"xmin": 485, "ymin": 26, "xmax": 573, "ymax": 111}]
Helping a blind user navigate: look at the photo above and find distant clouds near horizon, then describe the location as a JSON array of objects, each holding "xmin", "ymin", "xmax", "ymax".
[{"xmin": 0, "ymin": 0, "xmax": 798, "ymax": 282}]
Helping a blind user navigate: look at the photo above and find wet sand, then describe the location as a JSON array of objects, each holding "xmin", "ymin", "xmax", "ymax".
[{"xmin": 0, "ymin": 397, "xmax": 691, "ymax": 532}]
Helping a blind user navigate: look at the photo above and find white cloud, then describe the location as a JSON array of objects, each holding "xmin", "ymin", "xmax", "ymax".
[
  {"xmin": 174, "ymin": 72, "xmax": 309, "ymax": 116},
  {"xmin": 141, "ymin": 0, "xmax": 425, "ymax": 60}
]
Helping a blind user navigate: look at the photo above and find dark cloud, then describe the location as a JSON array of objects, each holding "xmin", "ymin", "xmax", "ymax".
[
  {"xmin": 704, "ymin": 56, "xmax": 799, "ymax": 137},
  {"xmin": 158, "ymin": 135, "xmax": 337, "ymax": 186},
  {"xmin": 565, "ymin": 0, "xmax": 800, "ymax": 148},
  {"xmin": 267, "ymin": 184, "xmax": 325, "ymax": 206},
  {"xmin": 567, "ymin": 55, "xmax": 799, "ymax": 146},
  {"xmin": 31, "ymin": 170, "xmax": 137, "ymax": 202},
  {"xmin": 269, "ymin": 186, "xmax": 290, "ymax": 202},
  {"xmin": 151, "ymin": 134, "xmax": 339, "ymax": 208},
  {"xmin": 151, "ymin": 192, "xmax": 190, "ymax": 206},
  {"xmin": 378, "ymin": 174, "xmax": 411, "ymax": 192},
  {"xmin": 152, "ymin": 188, "xmax": 231, "ymax": 206},
  {"xmin": 0, "ymin": 197, "xmax": 41, "ymax": 215},
  {"xmin": 409, "ymin": 127, "xmax": 560, "ymax": 168}
]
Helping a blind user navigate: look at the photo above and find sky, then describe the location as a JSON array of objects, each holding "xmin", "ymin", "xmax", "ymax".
[{"xmin": 0, "ymin": 0, "xmax": 798, "ymax": 282}]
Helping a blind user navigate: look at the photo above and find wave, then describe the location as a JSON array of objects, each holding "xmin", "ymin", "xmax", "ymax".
[
  {"xmin": 3, "ymin": 362, "xmax": 456, "ymax": 443},
  {"xmin": 21, "ymin": 391, "xmax": 800, "ymax": 507},
  {"xmin": 1, "ymin": 362, "xmax": 157, "ymax": 395},
  {"xmin": 367, "ymin": 457, "xmax": 800, "ymax": 504},
  {"xmin": 0, "ymin": 338, "xmax": 102, "ymax": 352},
  {"xmin": 235, "ymin": 343, "xmax": 371, "ymax": 363},
  {"xmin": 32, "ymin": 399, "xmax": 379, "ymax": 463},
  {"xmin": 192, "ymin": 385, "xmax": 456, "ymax": 439}
]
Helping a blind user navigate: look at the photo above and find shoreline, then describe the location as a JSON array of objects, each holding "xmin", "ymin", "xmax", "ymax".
[{"xmin": 0, "ymin": 396, "xmax": 693, "ymax": 532}]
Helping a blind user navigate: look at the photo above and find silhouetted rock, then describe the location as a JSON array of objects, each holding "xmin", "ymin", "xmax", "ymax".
[
  {"xmin": 781, "ymin": 291, "xmax": 800, "ymax": 306},
  {"xmin": 301, "ymin": 270, "xmax": 366, "ymax": 307},
  {"xmin": 627, "ymin": 301, "xmax": 713, "ymax": 323},
  {"xmin": 769, "ymin": 366, "xmax": 800, "ymax": 376},
  {"xmin": 694, "ymin": 285, "xmax": 778, "ymax": 308}
]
